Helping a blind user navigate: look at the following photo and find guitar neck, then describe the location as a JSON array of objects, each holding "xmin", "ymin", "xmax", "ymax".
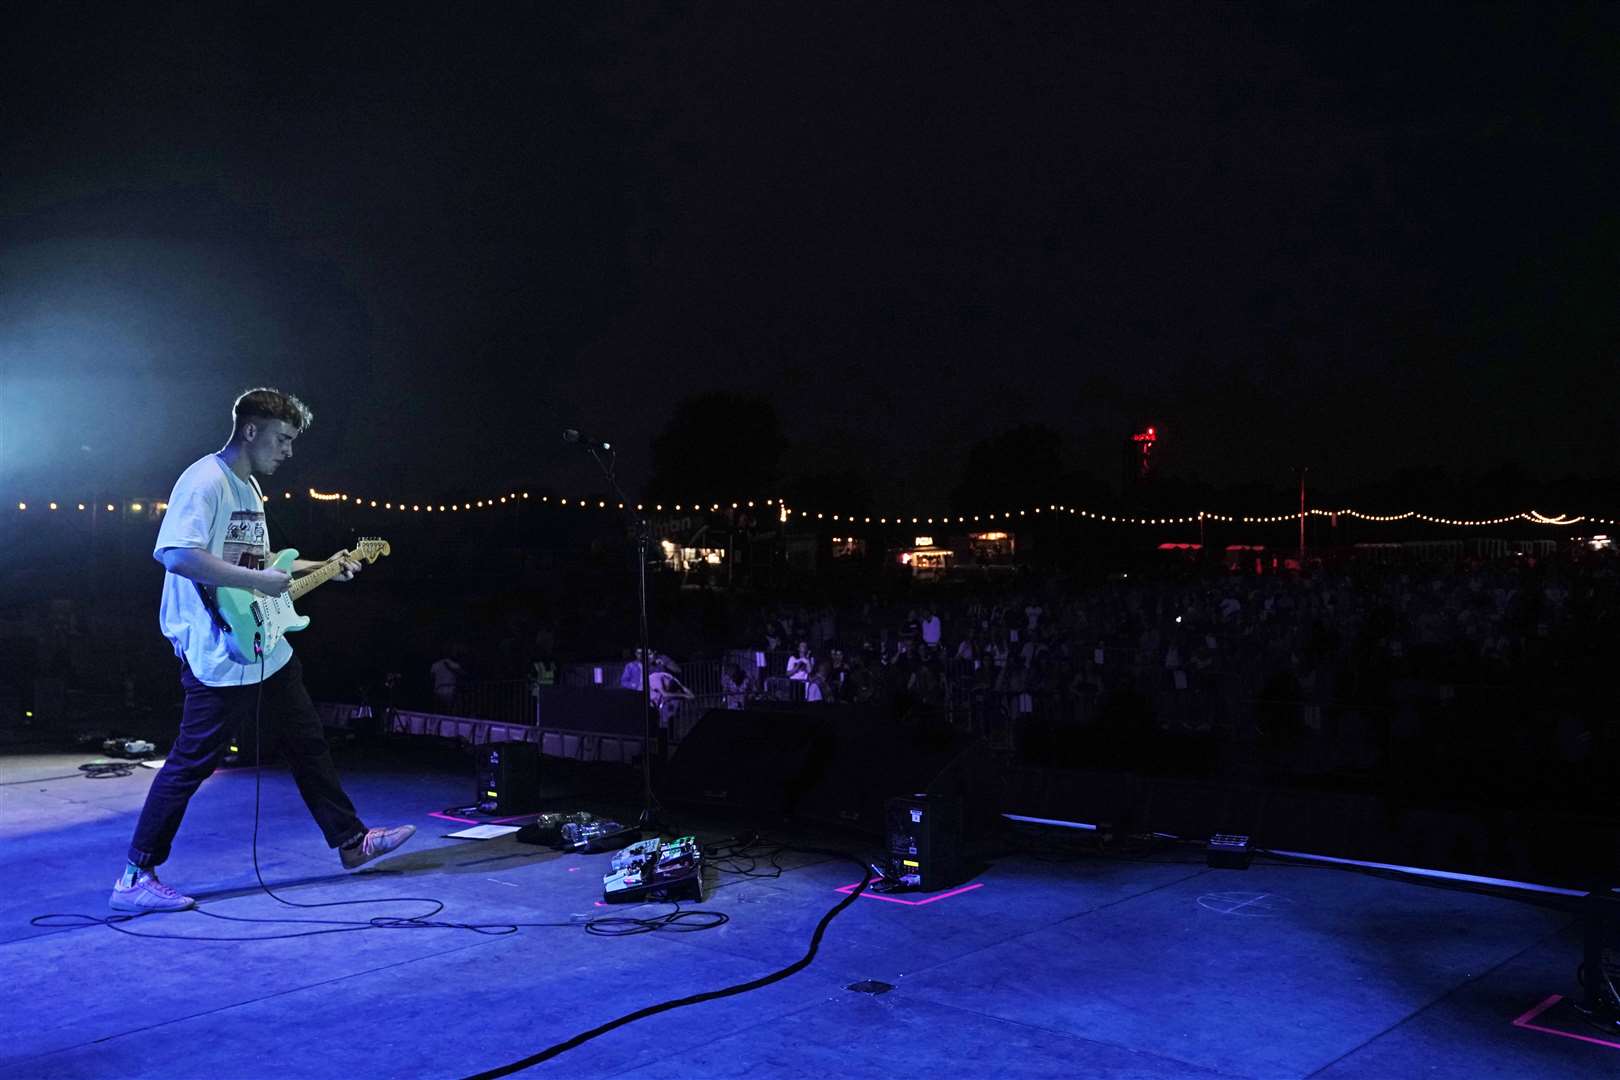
[{"xmin": 288, "ymin": 553, "xmax": 351, "ymax": 601}]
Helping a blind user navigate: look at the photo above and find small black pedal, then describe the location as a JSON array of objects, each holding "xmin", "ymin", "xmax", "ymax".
[
  {"xmin": 1207, "ymin": 833, "xmax": 1253, "ymax": 869},
  {"xmin": 569, "ymin": 823, "xmax": 639, "ymax": 853},
  {"xmin": 513, "ymin": 811, "xmax": 596, "ymax": 847}
]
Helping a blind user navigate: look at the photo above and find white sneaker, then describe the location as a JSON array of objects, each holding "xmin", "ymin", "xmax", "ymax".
[
  {"xmin": 110, "ymin": 870, "xmax": 196, "ymax": 912},
  {"xmin": 340, "ymin": 824, "xmax": 417, "ymax": 870}
]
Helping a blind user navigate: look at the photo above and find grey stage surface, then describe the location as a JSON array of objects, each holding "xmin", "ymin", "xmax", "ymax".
[{"xmin": 1, "ymin": 748, "xmax": 1615, "ymax": 1079}]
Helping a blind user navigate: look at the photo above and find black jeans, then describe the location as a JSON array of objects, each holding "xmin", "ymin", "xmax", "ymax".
[{"xmin": 127, "ymin": 654, "xmax": 366, "ymax": 868}]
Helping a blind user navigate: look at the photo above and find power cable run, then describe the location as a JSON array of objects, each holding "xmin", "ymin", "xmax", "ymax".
[{"xmin": 460, "ymin": 855, "xmax": 874, "ymax": 1079}]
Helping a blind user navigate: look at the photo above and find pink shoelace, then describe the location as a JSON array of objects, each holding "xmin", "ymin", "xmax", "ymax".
[{"xmin": 138, "ymin": 874, "xmax": 187, "ymax": 900}]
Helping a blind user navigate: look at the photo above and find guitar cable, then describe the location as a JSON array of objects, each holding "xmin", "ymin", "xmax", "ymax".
[
  {"xmin": 233, "ymin": 636, "xmax": 534, "ymax": 935},
  {"xmin": 227, "ymin": 631, "xmax": 711, "ymax": 942}
]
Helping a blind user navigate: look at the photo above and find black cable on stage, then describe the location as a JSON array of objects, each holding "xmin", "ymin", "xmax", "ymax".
[
  {"xmin": 459, "ymin": 851, "xmax": 874, "ymax": 1080},
  {"xmin": 2, "ymin": 770, "xmax": 98, "ymax": 786},
  {"xmin": 81, "ymin": 761, "xmax": 140, "ymax": 779},
  {"xmin": 236, "ymin": 652, "xmax": 449, "ymax": 922},
  {"xmin": 582, "ymin": 903, "xmax": 728, "ymax": 937},
  {"xmin": 29, "ymin": 905, "xmax": 589, "ymax": 941},
  {"xmin": 233, "ymin": 656, "xmax": 731, "ymax": 939},
  {"xmin": 705, "ymin": 833, "xmax": 789, "ymax": 880},
  {"xmin": 33, "ymin": 648, "xmax": 502, "ymax": 941},
  {"xmin": 0, "ymin": 761, "xmax": 148, "ymax": 786}
]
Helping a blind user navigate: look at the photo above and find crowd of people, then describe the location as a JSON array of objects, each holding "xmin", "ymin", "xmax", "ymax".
[
  {"xmin": 390, "ymin": 547, "xmax": 1616, "ymax": 803},
  {"xmin": 692, "ymin": 551, "xmax": 1619, "ymax": 793}
]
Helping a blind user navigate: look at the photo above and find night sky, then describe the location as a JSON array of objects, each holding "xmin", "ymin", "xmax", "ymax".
[{"xmin": 3, "ymin": 4, "xmax": 1617, "ymax": 512}]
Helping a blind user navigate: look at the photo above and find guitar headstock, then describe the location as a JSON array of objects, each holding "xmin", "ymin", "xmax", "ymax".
[{"xmin": 352, "ymin": 537, "xmax": 392, "ymax": 563}]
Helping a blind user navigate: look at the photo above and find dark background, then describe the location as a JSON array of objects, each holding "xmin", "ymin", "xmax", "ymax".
[{"xmin": 3, "ymin": 4, "xmax": 1617, "ymax": 512}]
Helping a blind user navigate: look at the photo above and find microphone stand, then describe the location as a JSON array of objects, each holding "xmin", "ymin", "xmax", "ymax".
[{"xmin": 573, "ymin": 437, "xmax": 664, "ymax": 834}]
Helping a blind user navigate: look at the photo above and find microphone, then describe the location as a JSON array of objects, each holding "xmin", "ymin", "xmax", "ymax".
[{"xmin": 562, "ymin": 428, "xmax": 612, "ymax": 452}]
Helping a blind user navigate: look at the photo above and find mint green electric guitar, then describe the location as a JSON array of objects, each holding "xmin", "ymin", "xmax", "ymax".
[{"xmin": 211, "ymin": 538, "xmax": 391, "ymax": 663}]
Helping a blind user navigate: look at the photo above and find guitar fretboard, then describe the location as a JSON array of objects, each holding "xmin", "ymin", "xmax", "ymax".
[{"xmin": 288, "ymin": 553, "xmax": 352, "ymax": 601}]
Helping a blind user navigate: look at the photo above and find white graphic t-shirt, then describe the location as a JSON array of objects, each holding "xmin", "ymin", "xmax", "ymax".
[{"xmin": 153, "ymin": 454, "xmax": 294, "ymax": 686}]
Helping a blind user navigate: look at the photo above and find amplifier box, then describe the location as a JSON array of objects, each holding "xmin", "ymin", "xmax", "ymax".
[
  {"xmin": 885, "ymin": 794, "xmax": 962, "ymax": 891},
  {"xmin": 476, "ymin": 741, "xmax": 541, "ymax": 814}
]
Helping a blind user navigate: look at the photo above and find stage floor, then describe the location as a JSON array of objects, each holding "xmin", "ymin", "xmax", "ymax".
[{"xmin": 2, "ymin": 747, "xmax": 1615, "ymax": 1079}]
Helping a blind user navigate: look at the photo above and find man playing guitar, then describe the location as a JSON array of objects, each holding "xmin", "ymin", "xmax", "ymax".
[{"xmin": 112, "ymin": 388, "xmax": 415, "ymax": 912}]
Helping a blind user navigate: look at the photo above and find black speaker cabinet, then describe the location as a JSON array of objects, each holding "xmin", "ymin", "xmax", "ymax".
[
  {"xmin": 662, "ymin": 708, "xmax": 831, "ymax": 817},
  {"xmin": 885, "ymin": 794, "xmax": 963, "ymax": 890},
  {"xmin": 665, "ymin": 706, "xmax": 989, "ymax": 836},
  {"xmin": 476, "ymin": 741, "xmax": 541, "ymax": 814}
]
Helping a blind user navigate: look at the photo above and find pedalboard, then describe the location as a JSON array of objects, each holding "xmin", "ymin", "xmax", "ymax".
[{"xmin": 603, "ymin": 836, "xmax": 704, "ymax": 903}]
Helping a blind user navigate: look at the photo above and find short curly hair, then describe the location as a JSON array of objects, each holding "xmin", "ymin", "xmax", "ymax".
[{"xmin": 232, "ymin": 387, "xmax": 314, "ymax": 434}]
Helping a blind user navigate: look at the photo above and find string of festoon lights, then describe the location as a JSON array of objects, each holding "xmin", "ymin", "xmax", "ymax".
[
  {"xmin": 777, "ymin": 504, "xmax": 1615, "ymax": 527},
  {"xmin": 300, "ymin": 491, "xmax": 787, "ymax": 515},
  {"xmin": 8, "ymin": 493, "xmax": 1614, "ymax": 528},
  {"xmin": 9, "ymin": 501, "xmax": 174, "ymax": 514},
  {"xmin": 6, "ymin": 492, "xmax": 791, "ymax": 516}
]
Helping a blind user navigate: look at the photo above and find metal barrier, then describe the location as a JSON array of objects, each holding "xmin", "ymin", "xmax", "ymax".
[
  {"xmin": 390, "ymin": 708, "xmax": 538, "ymax": 747},
  {"xmin": 444, "ymin": 679, "xmax": 536, "ymax": 726},
  {"xmin": 674, "ymin": 660, "xmax": 725, "ymax": 699}
]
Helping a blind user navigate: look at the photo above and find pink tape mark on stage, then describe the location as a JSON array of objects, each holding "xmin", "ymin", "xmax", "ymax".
[
  {"xmin": 430, "ymin": 811, "xmax": 480, "ymax": 824},
  {"xmin": 1512, "ymin": 994, "xmax": 1620, "ymax": 1051},
  {"xmin": 834, "ymin": 881, "xmax": 985, "ymax": 906},
  {"xmin": 429, "ymin": 811, "xmax": 534, "ymax": 826}
]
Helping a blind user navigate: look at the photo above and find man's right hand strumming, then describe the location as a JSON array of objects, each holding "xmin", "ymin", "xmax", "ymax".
[{"xmin": 255, "ymin": 569, "xmax": 293, "ymax": 596}]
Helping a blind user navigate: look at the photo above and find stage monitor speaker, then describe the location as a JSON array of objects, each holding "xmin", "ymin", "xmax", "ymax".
[
  {"xmin": 885, "ymin": 794, "xmax": 962, "ymax": 890},
  {"xmin": 795, "ymin": 711, "xmax": 987, "ymax": 834},
  {"xmin": 661, "ymin": 708, "xmax": 831, "ymax": 817},
  {"xmin": 536, "ymin": 687, "xmax": 646, "ymax": 735},
  {"xmin": 476, "ymin": 741, "xmax": 541, "ymax": 814},
  {"xmin": 665, "ymin": 706, "xmax": 992, "ymax": 836}
]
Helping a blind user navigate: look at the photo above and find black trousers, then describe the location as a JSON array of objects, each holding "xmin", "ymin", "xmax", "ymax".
[{"xmin": 127, "ymin": 654, "xmax": 366, "ymax": 868}]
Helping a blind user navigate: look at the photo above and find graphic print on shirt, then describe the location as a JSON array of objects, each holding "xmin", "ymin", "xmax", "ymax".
[{"xmin": 223, "ymin": 511, "xmax": 268, "ymax": 570}]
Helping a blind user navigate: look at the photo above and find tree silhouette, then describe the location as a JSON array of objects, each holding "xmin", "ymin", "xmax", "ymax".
[
  {"xmin": 782, "ymin": 469, "xmax": 874, "ymax": 517},
  {"xmin": 645, "ymin": 392, "xmax": 788, "ymax": 505},
  {"xmin": 950, "ymin": 424, "xmax": 1067, "ymax": 514}
]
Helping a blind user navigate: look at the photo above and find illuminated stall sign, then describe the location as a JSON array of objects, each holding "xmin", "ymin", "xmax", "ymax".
[
  {"xmin": 967, "ymin": 530, "xmax": 1015, "ymax": 560},
  {"xmin": 890, "ymin": 529, "xmax": 1019, "ymax": 577},
  {"xmin": 658, "ymin": 538, "xmax": 726, "ymax": 572},
  {"xmin": 830, "ymin": 535, "xmax": 868, "ymax": 559}
]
